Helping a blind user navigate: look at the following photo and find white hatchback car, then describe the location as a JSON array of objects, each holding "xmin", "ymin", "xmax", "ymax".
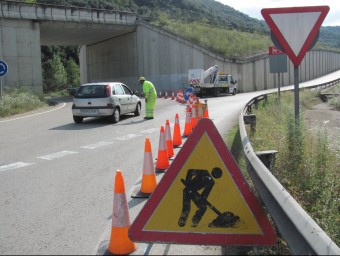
[{"xmin": 71, "ymin": 82, "xmax": 141, "ymax": 123}]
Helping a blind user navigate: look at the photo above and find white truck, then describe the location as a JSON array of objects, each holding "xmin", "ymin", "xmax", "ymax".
[{"xmin": 188, "ymin": 65, "xmax": 237, "ymax": 97}]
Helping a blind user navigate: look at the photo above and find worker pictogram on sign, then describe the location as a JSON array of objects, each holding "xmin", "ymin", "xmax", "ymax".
[
  {"xmin": 261, "ymin": 6, "xmax": 329, "ymax": 66},
  {"xmin": 178, "ymin": 167, "xmax": 240, "ymax": 229},
  {"xmin": 129, "ymin": 118, "xmax": 276, "ymax": 246}
]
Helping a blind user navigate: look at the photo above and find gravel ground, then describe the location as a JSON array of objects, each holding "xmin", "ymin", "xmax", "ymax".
[{"xmin": 304, "ymin": 100, "xmax": 340, "ymax": 154}]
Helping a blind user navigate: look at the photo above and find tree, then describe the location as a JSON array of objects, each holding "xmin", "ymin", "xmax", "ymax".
[
  {"xmin": 66, "ymin": 58, "xmax": 80, "ymax": 88},
  {"xmin": 43, "ymin": 54, "xmax": 68, "ymax": 92}
]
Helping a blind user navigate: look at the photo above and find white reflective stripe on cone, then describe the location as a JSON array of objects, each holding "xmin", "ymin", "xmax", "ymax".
[{"xmin": 112, "ymin": 194, "xmax": 131, "ymax": 227}]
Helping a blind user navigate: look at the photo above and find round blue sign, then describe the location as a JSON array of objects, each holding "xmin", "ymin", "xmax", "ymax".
[
  {"xmin": 184, "ymin": 86, "xmax": 194, "ymax": 101},
  {"xmin": 0, "ymin": 61, "xmax": 8, "ymax": 77}
]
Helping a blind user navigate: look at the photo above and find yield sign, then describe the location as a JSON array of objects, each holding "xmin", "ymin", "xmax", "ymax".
[
  {"xmin": 129, "ymin": 118, "xmax": 276, "ymax": 246},
  {"xmin": 261, "ymin": 6, "xmax": 329, "ymax": 66}
]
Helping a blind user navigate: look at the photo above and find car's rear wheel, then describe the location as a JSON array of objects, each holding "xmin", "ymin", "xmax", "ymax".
[
  {"xmin": 73, "ymin": 116, "xmax": 83, "ymax": 123},
  {"xmin": 232, "ymin": 88, "xmax": 237, "ymax": 95},
  {"xmin": 109, "ymin": 108, "xmax": 120, "ymax": 123},
  {"xmin": 134, "ymin": 103, "xmax": 141, "ymax": 116}
]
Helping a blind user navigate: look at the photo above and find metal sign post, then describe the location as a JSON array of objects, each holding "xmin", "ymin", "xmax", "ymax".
[
  {"xmin": 0, "ymin": 76, "xmax": 2, "ymax": 100},
  {"xmin": 294, "ymin": 66, "xmax": 300, "ymax": 121}
]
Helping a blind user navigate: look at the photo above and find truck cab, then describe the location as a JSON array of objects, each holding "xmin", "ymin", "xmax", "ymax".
[
  {"xmin": 188, "ymin": 66, "xmax": 237, "ymax": 97},
  {"xmin": 213, "ymin": 73, "xmax": 237, "ymax": 96}
]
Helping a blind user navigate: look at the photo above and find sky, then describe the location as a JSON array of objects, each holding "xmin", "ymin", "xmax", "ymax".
[{"xmin": 216, "ymin": 0, "xmax": 340, "ymax": 26}]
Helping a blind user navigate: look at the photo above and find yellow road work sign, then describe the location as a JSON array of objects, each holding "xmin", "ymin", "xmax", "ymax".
[{"xmin": 129, "ymin": 118, "xmax": 276, "ymax": 246}]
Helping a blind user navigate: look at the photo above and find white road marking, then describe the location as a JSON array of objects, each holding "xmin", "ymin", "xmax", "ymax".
[
  {"xmin": 0, "ymin": 102, "xmax": 66, "ymax": 123},
  {"xmin": 0, "ymin": 162, "xmax": 35, "ymax": 172},
  {"xmin": 80, "ymin": 141, "xmax": 113, "ymax": 149},
  {"xmin": 37, "ymin": 151, "xmax": 78, "ymax": 160},
  {"xmin": 140, "ymin": 128, "xmax": 160, "ymax": 134},
  {"xmin": 115, "ymin": 134, "xmax": 141, "ymax": 140}
]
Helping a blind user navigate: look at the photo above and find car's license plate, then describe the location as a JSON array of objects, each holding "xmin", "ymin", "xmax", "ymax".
[{"xmin": 81, "ymin": 109, "xmax": 98, "ymax": 114}]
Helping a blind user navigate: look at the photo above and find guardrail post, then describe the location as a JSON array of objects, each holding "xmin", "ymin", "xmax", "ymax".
[
  {"xmin": 255, "ymin": 150, "xmax": 278, "ymax": 171},
  {"xmin": 243, "ymin": 114, "xmax": 256, "ymax": 133}
]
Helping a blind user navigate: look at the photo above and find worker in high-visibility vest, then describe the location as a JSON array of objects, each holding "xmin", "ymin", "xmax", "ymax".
[{"xmin": 139, "ymin": 76, "xmax": 157, "ymax": 119}]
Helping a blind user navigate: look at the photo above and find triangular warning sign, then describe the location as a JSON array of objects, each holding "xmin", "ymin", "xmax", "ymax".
[
  {"xmin": 129, "ymin": 118, "xmax": 276, "ymax": 246},
  {"xmin": 261, "ymin": 6, "xmax": 329, "ymax": 66}
]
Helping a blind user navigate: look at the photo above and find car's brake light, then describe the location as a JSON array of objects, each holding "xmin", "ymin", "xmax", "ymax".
[{"xmin": 106, "ymin": 85, "xmax": 111, "ymax": 97}]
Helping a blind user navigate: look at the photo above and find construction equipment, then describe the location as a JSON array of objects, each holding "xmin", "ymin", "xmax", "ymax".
[{"xmin": 188, "ymin": 65, "xmax": 237, "ymax": 97}]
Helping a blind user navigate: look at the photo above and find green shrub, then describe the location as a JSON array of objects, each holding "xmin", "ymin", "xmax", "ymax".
[{"xmin": 0, "ymin": 88, "xmax": 45, "ymax": 117}]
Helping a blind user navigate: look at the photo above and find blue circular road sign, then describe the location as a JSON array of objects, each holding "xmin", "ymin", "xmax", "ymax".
[
  {"xmin": 184, "ymin": 86, "xmax": 194, "ymax": 101},
  {"xmin": 0, "ymin": 61, "xmax": 8, "ymax": 76}
]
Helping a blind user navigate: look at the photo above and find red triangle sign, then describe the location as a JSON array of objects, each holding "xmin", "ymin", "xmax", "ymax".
[
  {"xmin": 129, "ymin": 118, "xmax": 276, "ymax": 246},
  {"xmin": 261, "ymin": 6, "xmax": 329, "ymax": 66}
]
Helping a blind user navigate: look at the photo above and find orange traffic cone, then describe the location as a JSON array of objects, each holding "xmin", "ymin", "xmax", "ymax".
[
  {"xmin": 165, "ymin": 120, "xmax": 174, "ymax": 158},
  {"xmin": 197, "ymin": 101, "xmax": 203, "ymax": 121},
  {"xmin": 156, "ymin": 126, "xmax": 170, "ymax": 171},
  {"xmin": 165, "ymin": 91, "xmax": 168, "ymax": 99},
  {"xmin": 183, "ymin": 106, "xmax": 192, "ymax": 137},
  {"xmin": 173, "ymin": 113, "xmax": 182, "ymax": 148},
  {"xmin": 189, "ymin": 93, "xmax": 194, "ymax": 109},
  {"xmin": 108, "ymin": 170, "xmax": 137, "ymax": 255},
  {"xmin": 203, "ymin": 99, "xmax": 210, "ymax": 118},
  {"xmin": 159, "ymin": 91, "xmax": 162, "ymax": 98},
  {"xmin": 191, "ymin": 103, "xmax": 197, "ymax": 129},
  {"xmin": 171, "ymin": 91, "xmax": 175, "ymax": 100},
  {"xmin": 131, "ymin": 138, "xmax": 157, "ymax": 198}
]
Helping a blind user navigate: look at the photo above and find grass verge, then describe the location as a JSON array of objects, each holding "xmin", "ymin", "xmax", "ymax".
[
  {"xmin": 0, "ymin": 88, "xmax": 72, "ymax": 118},
  {"xmin": 0, "ymin": 88, "xmax": 46, "ymax": 117},
  {"xmin": 226, "ymin": 88, "xmax": 340, "ymax": 254}
]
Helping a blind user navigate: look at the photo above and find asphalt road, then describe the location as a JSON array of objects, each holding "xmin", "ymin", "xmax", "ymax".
[
  {"xmin": 0, "ymin": 70, "xmax": 339, "ymax": 255},
  {"xmin": 0, "ymin": 92, "xmax": 255, "ymax": 255}
]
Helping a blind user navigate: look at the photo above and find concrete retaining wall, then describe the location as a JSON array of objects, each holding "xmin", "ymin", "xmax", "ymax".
[
  {"xmin": 1, "ymin": 0, "xmax": 340, "ymax": 94},
  {"xmin": 85, "ymin": 21, "xmax": 340, "ymax": 94}
]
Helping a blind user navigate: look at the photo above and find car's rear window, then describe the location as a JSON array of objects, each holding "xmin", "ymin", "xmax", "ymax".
[{"xmin": 75, "ymin": 84, "xmax": 109, "ymax": 98}]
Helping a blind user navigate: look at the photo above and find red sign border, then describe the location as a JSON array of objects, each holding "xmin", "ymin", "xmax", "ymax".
[
  {"xmin": 261, "ymin": 6, "xmax": 329, "ymax": 66},
  {"xmin": 129, "ymin": 118, "xmax": 276, "ymax": 246}
]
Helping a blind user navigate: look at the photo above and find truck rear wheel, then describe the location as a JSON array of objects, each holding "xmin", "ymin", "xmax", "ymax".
[
  {"xmin": 232, "ymin": 88, "xmax": 237, "ymax": 95},
  {"xmin": 214, "ymin": 88, "xmax": 220, "ymax": 97}
]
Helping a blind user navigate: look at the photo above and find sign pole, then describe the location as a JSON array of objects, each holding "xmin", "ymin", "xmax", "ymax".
[
  {"xmin": 0, "ymin": 76, "xmax": 2, "ymax": 100},
  {"xmin": 294, "ymin": 66, "xmax": 299, "ymax": 122},
  {"xmin": 278, "ymin": 72, "xmax": 281, "ymax": 98}
]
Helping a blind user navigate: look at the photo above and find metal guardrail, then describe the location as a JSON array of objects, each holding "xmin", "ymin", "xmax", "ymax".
[{"xmin": 239, "ymin": 79, "xmax": 340, "ymax": 255}]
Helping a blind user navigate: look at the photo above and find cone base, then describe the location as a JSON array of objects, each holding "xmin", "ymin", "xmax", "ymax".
[
  {"xmin": 131, "ymin": 188, "xmax": 151, "ymax": 198},
  {"xmin": 166, "ymin": 141, "xmax": 174, "ymax": 158},
  {"xmin": 156, "ymin": 150, "xmax": 170, "ymax": 170},
  {"xmin": 155, "ymin": 168, "xmax": 167, "ymax": 173},
  {"xmin": 140, "ymin": 174, "xmax": 157, "ymax": 194},
  {"xmin": 108, "ymin": 226, "xmax": 136, "ymax": 255}
]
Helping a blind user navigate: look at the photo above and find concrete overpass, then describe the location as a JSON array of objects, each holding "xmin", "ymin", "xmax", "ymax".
[
  {"xmin": 1, "ymin": 0, "xmax": 340, "ymax": 94},
  {"xmin": 0, "ymin": 0, "xmax": 137, "ymax": 92}
]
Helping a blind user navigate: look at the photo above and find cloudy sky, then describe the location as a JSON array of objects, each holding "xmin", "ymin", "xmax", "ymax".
[{"xmin": 216, "ymin": 0, "xmax": 340, "ymax": 26}]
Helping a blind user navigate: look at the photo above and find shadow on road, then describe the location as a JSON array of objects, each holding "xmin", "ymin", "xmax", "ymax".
[{"xmin": 49, "ymin": 115, "xmax": 146, "ymax": 130}]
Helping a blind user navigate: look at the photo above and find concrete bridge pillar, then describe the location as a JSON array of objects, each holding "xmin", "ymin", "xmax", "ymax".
[{"xmin": 0, "ymin": 19, "xmax": 43, "ymax": 92}]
